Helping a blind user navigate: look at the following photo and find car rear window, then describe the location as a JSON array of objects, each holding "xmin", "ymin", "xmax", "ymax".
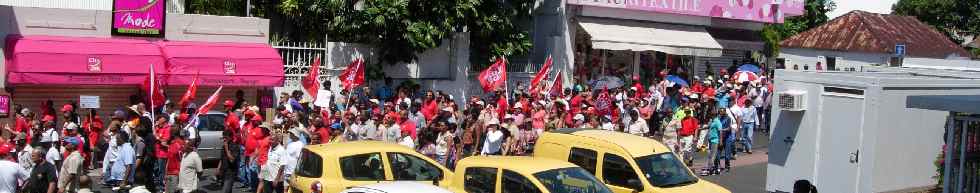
[
  {"xmin": 198, "ymin": 114, "xmax": 226, "ymax": 131},
  {"xmin": 296, "ymin": 149, "xmax": 323, "ymax": 178}
]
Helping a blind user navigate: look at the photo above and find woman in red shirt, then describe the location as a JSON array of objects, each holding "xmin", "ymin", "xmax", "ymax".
[{"xmin": 82, "ymin": 110, "xmax": 103, "ymax": 169}]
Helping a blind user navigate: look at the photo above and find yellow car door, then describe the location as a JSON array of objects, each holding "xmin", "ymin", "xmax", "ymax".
[
  {"xmin": 288, "ymin": 149, "xmax": 327, "ymax": 193},
  {"xmin": 384, "ymin": 152, "xmax": 452, "ymax": 188},
  {"xmin": 457, "ymin": 167, "xmax": 500, "ymax": 193},
  {"xmin": 332, "ymin": 152, "xmax": 392, "ymax": 192},
  {"xmin": 598, "ymin": 153, "xmax": 647, "ymax": 193}
]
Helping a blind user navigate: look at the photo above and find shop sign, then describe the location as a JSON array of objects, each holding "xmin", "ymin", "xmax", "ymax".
[
  {"xmin": 80, "ymin": 95, "xmax": 101, "ymax": 109},
  {"xmin": 0, "ymin": 95, "xmax": 9, "ymax": 118},
  {"xmin": 87, "ymin": 57, "xmax": 103, "ymax": 72},
  {"xmin": 112, "ymin": 0, "xmax": 166, "ymax": 37},
  {"xmin": 568, "ymin": 0, "xmax": 805, "ymax": 23},
  {"xmin": 224, "ymin": 60, "xmax": 237, "ymax": 74}
]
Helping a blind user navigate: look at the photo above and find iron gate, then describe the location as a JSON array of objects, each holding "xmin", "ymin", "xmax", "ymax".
[
  {"xmin": 944, "ymin": 114, "xmax": 980, "ymax": 193},
  {"xmin": 272, "ymin": 41, "xmax": 328, "ymax": 88}
]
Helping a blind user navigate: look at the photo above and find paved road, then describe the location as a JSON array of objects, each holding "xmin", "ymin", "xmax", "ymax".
[{"xmin": 696, "ymin": 130, "xmax": 772, "ymax": 193}]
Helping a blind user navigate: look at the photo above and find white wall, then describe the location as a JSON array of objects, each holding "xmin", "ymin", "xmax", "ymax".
[
  {"xmin": 780, "ymin": 48, "xmax": 892, "ymax": 71},
  {"xmin": 768, "ymin": 70, "xmax": 980, "ymax": 193},
  {"xmin": 280, "ymin": 33, "xmax": 473, "ymax": 105}
]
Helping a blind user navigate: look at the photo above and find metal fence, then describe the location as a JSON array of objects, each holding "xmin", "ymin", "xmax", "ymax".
[
  {"xmin": 944, "ymin": 114, "xmax": 980, "ymax": 193},
  {"xmin": 271, "ymin": 41, "xmax": 328, "ymax": 87}
]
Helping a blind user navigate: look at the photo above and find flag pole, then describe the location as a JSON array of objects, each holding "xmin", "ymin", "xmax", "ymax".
[
  {"xmin": 503, "ymin": 57, "xmax": 510, "ymax": 104},
  {"xmin": 150, "ymin": 64, "xmax": 156, "ymax": 129}
]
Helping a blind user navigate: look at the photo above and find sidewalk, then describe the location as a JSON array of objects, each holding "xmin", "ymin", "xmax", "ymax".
[{"xmin": 694, "ymin": 130, "xmax": 771, "ymax": 193}]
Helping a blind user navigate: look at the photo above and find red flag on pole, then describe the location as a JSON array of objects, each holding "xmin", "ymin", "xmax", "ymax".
[
  {"xmin": 339, "ymin": 57, "xmax": 365, "ymax": 91},
  {"xmin": 479, "ymin": 57, "xmax": 508, "ymax": 92},
  {"xmin": 595, "ymin": 87, "xmax": 613, "ymax": 116},
  {"xmin": 302, "ymin": 56, "xmax": 322, "ymax": 98},
  {"xmin": 197, "ymin": 86, "xmax": 224, "ymax": 115},
  {"xmin": 529, "ymin": 55, "xmax": 552, "ymax": 94},
  {"xmin": 549, "ymin": 70, "xmax": 564, "ymax": 98},
  {"xmin": 142, "ymin": 66, "xmax": 165, "ymax": 108},
  {"xmin": 178, "ymin": 73, "xmax": 199, "ymax": 109}
]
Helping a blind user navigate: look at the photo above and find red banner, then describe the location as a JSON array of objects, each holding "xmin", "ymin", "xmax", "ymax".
[
  {"xmin": 302, "ymin": 56, "xmax": 322, "ymax": 98},
  {"xmin": 479, "ymin": 58, "xmax": 508, "ymax": 92},
  {"xmin": 142, "ymin": 66, "xmax": 165, "ymax": 108},
  {"xmin": 549, "ymin": 70, "xmax": 564, "ymax": 98},
  {"xmin": 529, "ymin": 55, "xmax": 552, "ymax": 94},
  {"xmin": 595, "ymin": 87, "xmax": 613, "ymax": 116},
  {"xmin": 197, "ymin": 86, "xmax": 224, "ymax": 115},
  {"xmin": 339, "ymin": 57, "xmax": 365, "ymax": 91},
  {"xmin": 177, "ymin": 73, "xmax": 199, "ymax": 109}
]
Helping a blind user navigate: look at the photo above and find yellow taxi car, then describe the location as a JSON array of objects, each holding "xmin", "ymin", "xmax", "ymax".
[
  {"xmin": 533, "ymin": 128, "xmax": 731, "ymax": 193},
  {"xmin": 450, "ymin": 156, "xmax": 614, "ymax": 193},
  {"xmin": 288, "ymin": 141, "xmax": 453, "ymax": 193}
]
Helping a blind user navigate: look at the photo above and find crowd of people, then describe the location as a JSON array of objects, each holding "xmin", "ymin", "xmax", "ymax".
[{"xmin": 0, "ymin": 63, "xmax": 772, "ymax": 193}]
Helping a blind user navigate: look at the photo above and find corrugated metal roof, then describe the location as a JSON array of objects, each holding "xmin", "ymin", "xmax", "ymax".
[{"xmin": 780, "ymin": 10, "xmax": 971, "ymax": 59}]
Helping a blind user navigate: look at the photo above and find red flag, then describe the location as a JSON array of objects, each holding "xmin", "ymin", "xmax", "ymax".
[
  {"xmin": 142, "ymin": 66, "xmax": 165, "ymax": 108},
  {"xmin": 496, "ymin": 96, "xmax": 508, "ymax": 120},
  {"xmin": 529, "ymin": 55, "xmax": 552, "ymax": 94},
  {"xmin": 595, "ymin": 87, "xmax": 613, "ymax": 116},
  {"xmin": 339, "ymin": 57, "xmax": 365, "ymax": 91},
  {"xmin": 178, "ymin": 73, "xmax": 199, "ymax": 109},
  {"xmin": 479, "ymin": 57, "xmax": 508, "ymax": 92},
  {"xmin": 302, "ymin": 56, "xmax": 322, "ymax": 98},
  {"xmin": 197, "ymin": 86, "xmax": 224, "ymax": 115},
  {"xmin": 549, "ymin": 70, "xmax": 564, "ymax": 98}
]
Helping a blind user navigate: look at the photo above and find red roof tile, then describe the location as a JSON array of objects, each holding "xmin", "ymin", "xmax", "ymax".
[{"xmin": 780, "ymin": 10, "xmax": 970, "ymax": 59}]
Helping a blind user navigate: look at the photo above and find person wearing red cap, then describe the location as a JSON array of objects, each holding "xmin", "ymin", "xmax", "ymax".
[{"xmin": 152, "ymin": 116, "xmax": 171, "ymax": 193}]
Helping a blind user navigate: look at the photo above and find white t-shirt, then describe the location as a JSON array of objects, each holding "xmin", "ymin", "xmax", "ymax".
[
  {"xmin": 398, "ymin": 137, "xmax": 416, "ymax": 149},
  {"xmin": 0, "ymin": 160, "xmax": 28, "ymax": 193},
  {"xmin": 45, "ymin": 147, "xmax": 61, "ymax": 165},
  {"xmin": 284, "ymin": 141, "xmax": 304, "ymax": 176},
  {"xmin": 178, "ymin": 152, "xmax": 203, "ymax": 193},
  {"xmin": 41, "ymin": 128, "xmax": 59, "ymax": 143},
  {"xmin": 481, "ymin": 130, "xmax": 504, "ymax": 155},
  {"xmin": 262, "ymin": 145, "xmax": 286, "ymax": 181},
  {"xmin": 110, "ymin": 143, "xmax": 135, "ymax": 181}
]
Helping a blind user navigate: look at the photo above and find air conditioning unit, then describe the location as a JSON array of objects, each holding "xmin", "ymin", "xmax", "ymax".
[{"xmin": 778, "ymin": 91, "xmax": 807, "ymax": 111}]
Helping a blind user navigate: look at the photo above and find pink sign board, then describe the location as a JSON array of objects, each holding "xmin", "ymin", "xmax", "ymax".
[
  {"xmin": 569, "ymin": 0, "xmax": 805, "ymax": 23},
  {"xmin": 112, "ymin": 0, "xmax": 165, "ymax": 36}
]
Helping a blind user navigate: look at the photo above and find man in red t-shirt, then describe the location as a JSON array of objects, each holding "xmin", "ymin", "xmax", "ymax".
[
  {"xmin": 152, "ymin": 116, "xmax": 171, "ymax": 192},
  {"xmin": 399, "ymin": 110, "xmax": 417, "ymax": 140},
  {"xmin": 678, "ymin": 108, "xmax": 699, "ymax": 165}
]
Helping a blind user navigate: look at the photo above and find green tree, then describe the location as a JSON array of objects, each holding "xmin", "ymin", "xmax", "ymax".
[
  {"xmin": 761, "ymin": 0, "xmax": 836, "ymax": 57},
  {"xmin": 892, "ymin": 0, "xmax": 980, "ymax": 45},
  {"xmin": 278, "ymin": 0, "xmax": 533, "ymax": 68}
]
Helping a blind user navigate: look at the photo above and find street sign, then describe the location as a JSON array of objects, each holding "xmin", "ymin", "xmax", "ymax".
[
  {"xmin": 80, "ymin": 95, "xmax": 100, "ymax": 109},
  {"xmin": 895, "ymin": 44, "xmax": 906, "ymax": 56}
]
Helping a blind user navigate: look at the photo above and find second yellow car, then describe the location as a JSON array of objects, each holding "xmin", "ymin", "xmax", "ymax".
[
  {"xmin": 450, "ymin": 156, "xmax": 614, "ymax": 193},
  {"xmin": 533, "ymin": 128, "xmax": 731, "ymax": 193}
]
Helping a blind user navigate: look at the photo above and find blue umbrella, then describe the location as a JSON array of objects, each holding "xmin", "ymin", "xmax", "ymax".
[
  {"xmin": 738, "ymin": 64, "xmax": 761, "ymax": 73},
  {"xmin": 665, "ymin": 75, "xmax": 689, "ymax": 87}
]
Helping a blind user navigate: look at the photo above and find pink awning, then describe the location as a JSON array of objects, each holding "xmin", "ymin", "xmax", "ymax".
[
  {"xmin": 4, "ymin": 35, "xmax": 166, "ymax": 85},
  {"xmin": 158, "ymin": 41, "xmax": 284, "ymax": 87}
]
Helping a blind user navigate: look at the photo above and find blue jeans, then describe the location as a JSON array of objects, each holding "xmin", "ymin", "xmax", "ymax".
[
  {"xmin": 248, "ymin": 157, "xmax": 259, "ymax": 191},
  {"xmin": 718, "ymin": 130, "xmax": 735, "ymax": 168},
  {"xmin": 741, "ymin": 123, "xmax": 755, "ymax": 151},
  {"xmin": 154, "ymin": 159, "xmax": 166, "ymax": 191},
  {"xmin": 238, "ymin": 145, "xmax": 248, "ymax": 186}
]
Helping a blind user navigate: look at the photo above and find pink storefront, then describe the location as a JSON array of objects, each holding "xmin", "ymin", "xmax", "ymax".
[
  {"xmin": 560, "ymin": 0, "xmax": 805, "ymax": 84},
  {"xmin": 0, "ymin": 4, "xmax": 282, "ymax": 120}
]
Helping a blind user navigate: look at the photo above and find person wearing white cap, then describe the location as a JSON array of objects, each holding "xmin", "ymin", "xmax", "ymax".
[{"xmin": 480, "ymin": 118, "xmax": 503, "ymax": 155}]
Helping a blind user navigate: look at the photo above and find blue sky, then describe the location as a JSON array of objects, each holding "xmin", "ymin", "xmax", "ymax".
[{"xmin": 828, "ymin": 0, "xmax": 899, "ymax": 18}]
